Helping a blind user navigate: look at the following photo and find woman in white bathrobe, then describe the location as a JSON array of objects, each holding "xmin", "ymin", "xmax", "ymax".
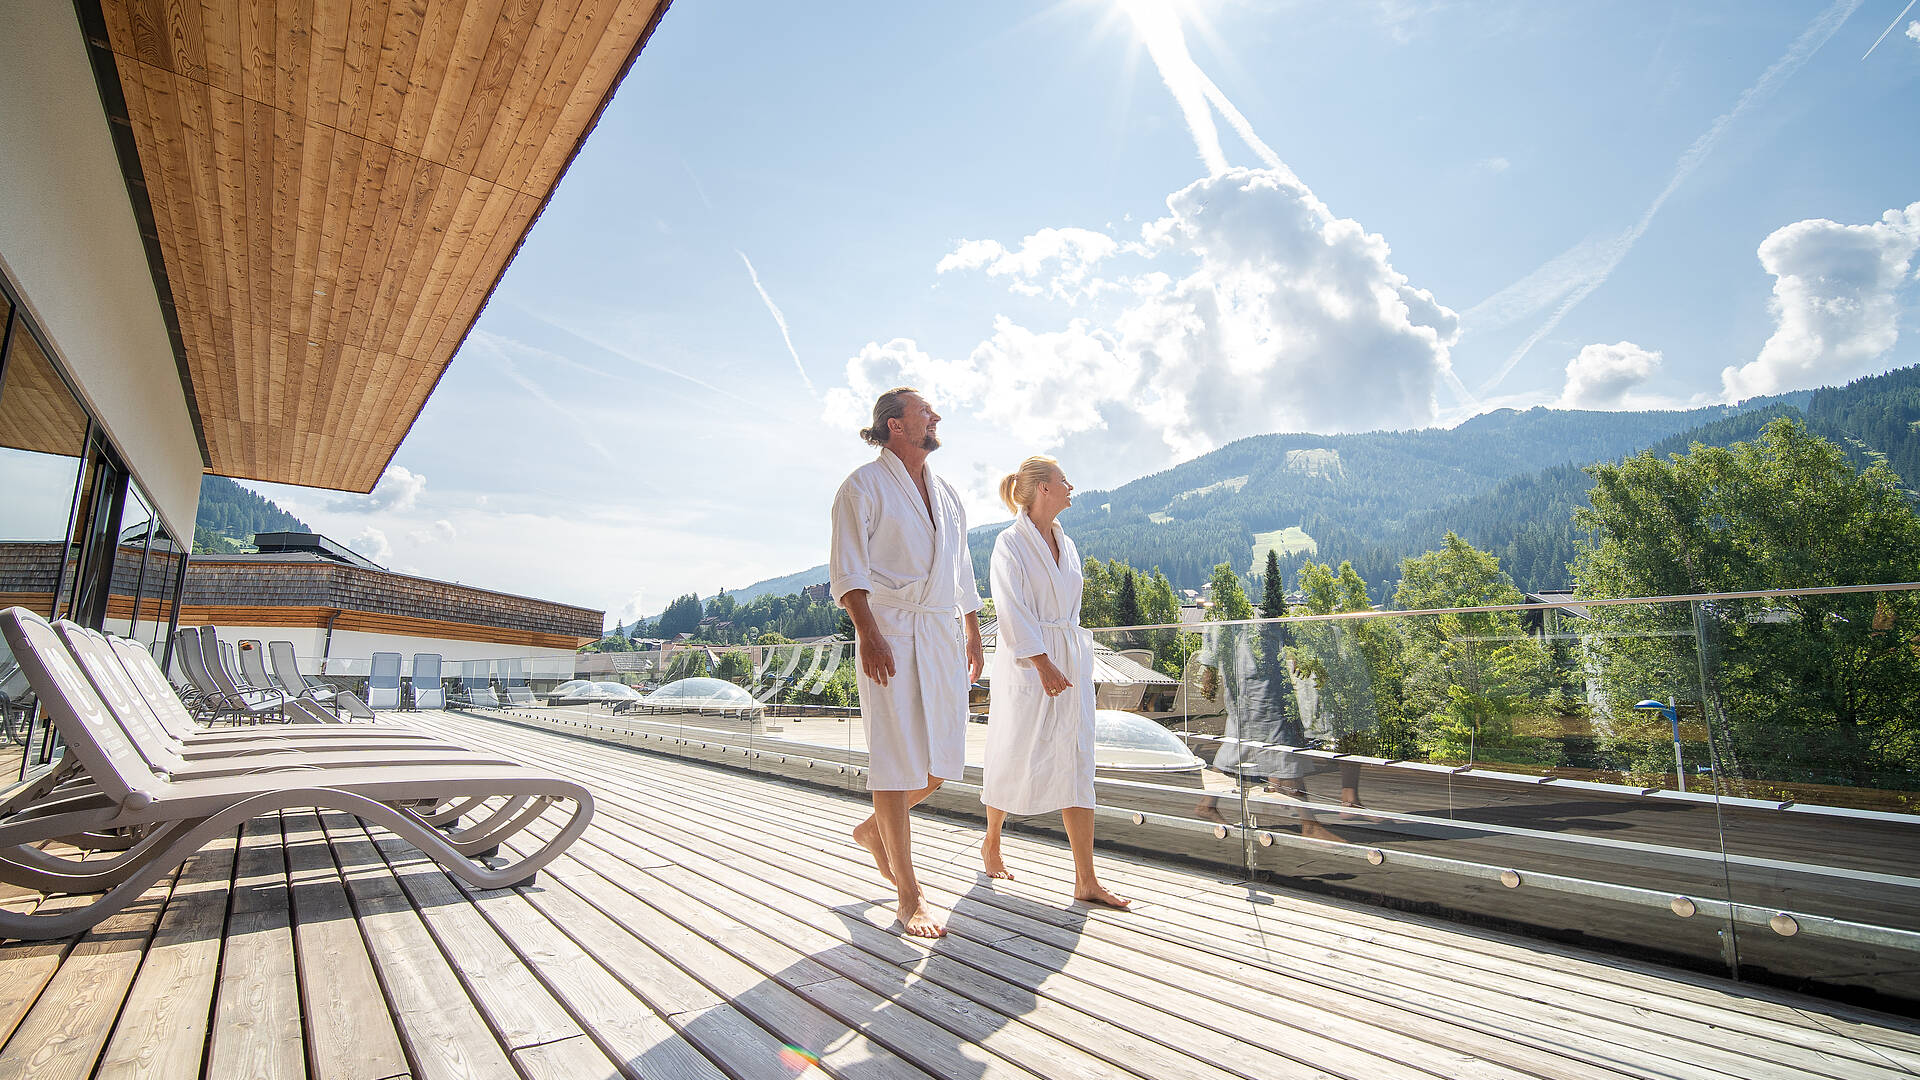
[{"xmin": 980, "ymin": 456, "xmax": 1130, "ymax": 909}]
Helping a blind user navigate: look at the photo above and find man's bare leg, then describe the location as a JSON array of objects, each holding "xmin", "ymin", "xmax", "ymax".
[
  {"xmin": 872, "ymin": 787, "xmax": 944, "ymax": 937},
  {"xmin": 981, "ymin": 806, "xmax": 1013, "ymax": 879},
  {"xmin": 853, "ymin": 777, "xmax": 942, "ymax": 883},
  {"xmin": 1063, "ymin": 807, "xmax": 1130, "ymax": 908}
]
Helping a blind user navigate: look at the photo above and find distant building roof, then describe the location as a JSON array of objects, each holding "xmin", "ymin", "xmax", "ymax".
[
  {"xmin": 250, "ymin": 531, "xmax": 387, "ymax": 570},
  {"xmin": 801, "ymin": 582, "xmax": 832, "ymax": 602}
]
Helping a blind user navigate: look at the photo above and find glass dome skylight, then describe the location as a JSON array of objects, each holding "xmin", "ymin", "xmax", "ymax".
[
  {"xmin": 1093, "ymin": 710, "xmax": 1204, "ymax": 771},
  {"xmin": 644, "ymin": 677, "xmax": 759, "ymax": 712}
]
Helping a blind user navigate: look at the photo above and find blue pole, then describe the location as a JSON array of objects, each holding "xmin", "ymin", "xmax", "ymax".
[{"xmin": 1667, "ymin": 697, "xmax": 1686, "ymax": 794}]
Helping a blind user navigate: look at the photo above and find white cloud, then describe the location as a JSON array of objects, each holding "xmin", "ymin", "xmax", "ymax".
[
  {"xmin": 936, "ymin": 228, "xmax": 1122, "ymax": 303},
  {"xmin": 1722, "ymin": 202, "xmax": 1920, "ymax": 400},
  {"xmin": 1907, "ymin": 19, "xmax": 1919, "ymax": 43},
  {"xmin": 329, "ymin": 464, "xmax": 426, "ymax": 513},
  {"xmin": 405, "ymin": 518, "xmax": 458, "ymax": 546},
  {"xmin": 1475, "ymin": 156, "xmax": 1511, "ymax": 175},
  {"xmin": 1558, "ymin": 341, "xmax": 1663, "ymax": 409},
  {"xmin": 616, "ymin": 590, "xmax": 649, "ymax": 626},
  {"xmin": 348, "ymin": 527, "xmax": 392, "ymax": 565},
  {"xmin": 835, "ymin": 168, "xmax": 1461, "ymax": 473}
]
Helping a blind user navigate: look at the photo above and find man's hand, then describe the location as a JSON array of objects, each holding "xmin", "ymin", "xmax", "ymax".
[
  {"xmin": 1031, "ymin": 655, "xmax": 1073, "ymax": 697},
  {"xmin": 964, "ymin": 611, "xmax": 985, "ymax": 683},
  {"xmin": 860, "ymin": 634, "xmax": 896, "ymax": 686},
  {"xmin": 843, "ymin": 590, "xmax": 895, "ymax": 685}
]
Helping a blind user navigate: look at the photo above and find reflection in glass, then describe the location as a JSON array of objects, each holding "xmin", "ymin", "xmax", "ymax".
[
  {"xmin": 0, "ymin": 315, "xmax": 87, "ymax": 620},
  {"xmin": 106, "ymin": 487, "xmax": 154, "ymax": 638}
]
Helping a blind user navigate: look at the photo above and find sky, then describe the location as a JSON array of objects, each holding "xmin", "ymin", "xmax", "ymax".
[{"xmin": 241, "ymin": 0, "xmax": 1920, "ymax": 627}]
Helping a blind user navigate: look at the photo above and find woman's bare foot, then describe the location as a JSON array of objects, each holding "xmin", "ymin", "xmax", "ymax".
[
  {"xmin": 1074, "ymin": 882, "xmax": 1132, "ymax": 909},
  {"xmin": 981, "ymin": 840, "xmax": 1014, "ymax": 880},
  {"xmin": 853, "ymin": 818, "xmax": 893, "ymax": 883},
  {"xmin": 1193, "ymin": 799, "xmax": 1228, "ymax": 825},
  {"xmin": 898, "ymin": 897, "xmax": 946, "ymax": 938},
  {"xmin": 1298, "ymin": 820, "xmax": 1343, "ymax": 843}
]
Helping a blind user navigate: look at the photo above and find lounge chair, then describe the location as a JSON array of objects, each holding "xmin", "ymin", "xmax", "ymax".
[
  {"xmin": 502, "ymin": 657, "xmax": 537, "ymax": 706},
  {"xmin": 367, "ymin": 652, "xmax": 403, "ymax": 710},
  {"xmin": 103, "ymin": 634, "xmax": 467, "ymax": 753},
  {"xmin": 412, "ymin": 653, "xmax": 445, "ymax": 709},
  {"xmin": 0, "ymin": 660, "xmax": 31, "ymax": 746},
  {"xmin": 185, "ymin": 627, "xmax": 287, "ymax": 723},
  {"xmin": 0, "ymin": 607, "xmax": 594, "ymax": 941},
  {"xmin": 267, "ymin": 640, "xmax": 335, "ymax": 705},
  {"xmin": 455, "ymin": 661, "xmax": 501, "ymax": 708},
  {"xmin": 236, "ymin": 639, "xmax": 285, "ymax": 695}
]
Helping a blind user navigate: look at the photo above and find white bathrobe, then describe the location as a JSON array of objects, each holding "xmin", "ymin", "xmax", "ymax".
[
  {"xmin": 982, "ymin": 512, "xmax": 1096, "ymax": 816},
  {"xmin": 829, "ymin": 449, "xmax": 983, "ymax": 791}
]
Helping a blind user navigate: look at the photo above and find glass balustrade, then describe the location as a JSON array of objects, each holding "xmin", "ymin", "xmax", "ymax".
[{"xmin": 410, "ymin": 583, "xmax": 1919, "ymax": 1001}]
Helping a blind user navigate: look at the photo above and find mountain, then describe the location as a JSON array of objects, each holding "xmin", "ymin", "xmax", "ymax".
[
  {"xmin": 652, "ymin": 365, "xmax": 1920, "ymax": 611},
  {"xmin": 1007, "ymin": 393, "xmax": 1817, "ymax": 597},
  {"xmin": 193, "ymin": 475, "xmax": 310, "ymax": 554}
]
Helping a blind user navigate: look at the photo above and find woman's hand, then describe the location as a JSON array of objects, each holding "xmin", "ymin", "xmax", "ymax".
[{"xmin": 1028, "ymin": 655, "xmax": 1073, "ymax": 698}]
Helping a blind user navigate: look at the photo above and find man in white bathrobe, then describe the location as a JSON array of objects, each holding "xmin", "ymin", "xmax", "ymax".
[{"xmin": 829, "ymin": 387, "xmax": 985, "ymax": 938}]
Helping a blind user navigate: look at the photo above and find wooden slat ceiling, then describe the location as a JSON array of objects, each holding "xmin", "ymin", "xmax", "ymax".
[{"xmin": 93, "ymin": 0, "xmax": 667, "ymax": 491}]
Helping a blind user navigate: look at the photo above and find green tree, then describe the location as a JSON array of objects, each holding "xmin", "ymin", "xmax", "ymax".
[
  {"xmin": 657, "ymin": 593, "xmax": 703, "ymax": 638},
  {"xmin": 1396, "ymin": 534, "xmax": 1559, "ymax": 765},
  {"xmin": 1575, "ymin": 418, "xmax": 1920, "ymax": 790},
  {"xmin": 715, "ymin": 650, "xmax": 754, "ymax": 685},
  {"xmin": 1260, "ymin": 549, "xmax": 1287, "ymax": 619},
  {"xmin": 1208, "ymin": 563, "xmax": 1256, "ymax": 621},
  {"xmin": 1081, "ymin": 558, "xmax": 1116, "ymax": 628},
  {"xmin": 756, "ymin": 631, "xmax": 792, "ymax": 646},
  {"xmin": 1114, "ymin": 569, "xmax": 1143, "ymax": 648}
]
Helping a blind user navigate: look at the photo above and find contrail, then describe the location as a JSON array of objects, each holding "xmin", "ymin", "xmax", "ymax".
[
  {"xmin": 1477, "ymin": 0, "xmax": 1861, "ymax": 397},
  {"xmin": 738, "ymin": 251, "xmax": 817, "ymax": 396},
  {"xmin": 1862, "ymin": 0, "xmax": 1917, "ymax": 57}
]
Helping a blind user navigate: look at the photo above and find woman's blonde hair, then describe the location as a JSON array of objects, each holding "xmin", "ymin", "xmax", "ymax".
[{"xmin": 999, "ymin": 455, "xmax": 1060, "ymax": 513}]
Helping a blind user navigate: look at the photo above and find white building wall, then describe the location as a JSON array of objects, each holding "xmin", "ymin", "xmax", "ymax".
[{"xmin": 0, "ymin": 3, "xmax": 203, "ymax": 538}]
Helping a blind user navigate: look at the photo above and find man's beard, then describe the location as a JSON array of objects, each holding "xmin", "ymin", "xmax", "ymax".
[{"xmin": 921, "ymin": 432, "xmax": 940, "ymax": 451}]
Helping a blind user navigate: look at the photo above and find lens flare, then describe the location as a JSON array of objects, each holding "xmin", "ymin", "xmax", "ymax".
[{"xmin": 779, "ymin": 1044, "xmax": 822, "ymax": 1071}]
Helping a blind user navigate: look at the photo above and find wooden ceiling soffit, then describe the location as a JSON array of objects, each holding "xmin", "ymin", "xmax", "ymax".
[{"xmin": 83, "ymin": 0, "xmax": 669, "ymax": 491}]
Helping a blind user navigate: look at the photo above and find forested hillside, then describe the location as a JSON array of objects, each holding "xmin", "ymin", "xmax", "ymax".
[
  {"xmin": 193, "ymin": 476, "xmax": 309, "ymax": 553},
  {"xmin": 713, "ymin": 366, "xmax": 1920, "ymax": 607}
]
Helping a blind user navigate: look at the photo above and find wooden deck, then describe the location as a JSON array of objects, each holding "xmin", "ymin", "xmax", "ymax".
[{"xmin": 4, "ymin": 710, "xmax": 1918, "ymax": 1080}]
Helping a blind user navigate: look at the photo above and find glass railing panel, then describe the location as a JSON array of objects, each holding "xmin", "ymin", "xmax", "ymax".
[
  {"xmin": 1193, "ymin": 602, "xmax": 1740, "ymax": 974},
  {"xmin": 1692, "ymin": 587, "xmax": 1920, "ymax": 1001}
]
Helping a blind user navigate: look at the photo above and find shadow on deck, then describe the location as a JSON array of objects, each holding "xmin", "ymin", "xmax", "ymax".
[{"xmin": 3, "ymin": 709, "xmax": 1917, "ymax": 1080}]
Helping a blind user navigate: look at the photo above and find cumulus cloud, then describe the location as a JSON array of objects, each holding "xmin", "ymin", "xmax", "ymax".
[
  {"xmin": 348, "ymin": 527, "xmax": 392, "ymax": 565},
  {"xmin": 935, "ymin": 228, "xmax": 1123, "ymax": 303},
  {"xmin": 835, "ymin": 168, "xmax": 1460, "ymax": 462},
  {"xmin": 405, "ymin": 519, "xmax": 458, "ymax": 547},
  {"xmin": 1475, "ymin": 156, "xmax": 1511, "ymax": 175},
  {"xmin": 1908, "ymin": 19, "xmax": 1919, "ymax": 43},
  {"xmin": 333, "ymin": 465, "xmax": 426, "ymax": 512},
  {"xmin": 1558, "ymin": 342, "xmax": 1663, "ymax": 409},
  {"xmin": 1722, "ymin": 202, "xmax": 1920, "ymax": 400}
]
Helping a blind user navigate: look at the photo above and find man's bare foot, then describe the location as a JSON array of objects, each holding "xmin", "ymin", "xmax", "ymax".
[
  {"xmin": 1074, "ymin": 882, "xmax": 1132, "ymax": 909},
  {"xmin": 853, "ymin": 818, "xmax": 893, "ymax": 883},
  {"xmin": 898, "ymin": 900, "xmax": 946, "ymax": 938},
  {"xmin": 981, "ymin": 840, "xmax": 1014, "ymax": 880},
  {"xmin": 1299, "ymin": 820, "xmax": 1343, "ymax": 843},
  {"xmin": 1194, "ymin": 800, "xmax": 1228, "ymax": 825}
]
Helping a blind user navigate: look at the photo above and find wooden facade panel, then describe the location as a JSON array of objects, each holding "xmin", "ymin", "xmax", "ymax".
[{"xmin": 94, "ymin": 0, "xmax": 663, "ymax": 490}]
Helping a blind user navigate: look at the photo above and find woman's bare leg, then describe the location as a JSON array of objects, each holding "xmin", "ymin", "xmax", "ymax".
[
  {"xmin": 981, "ymin": 806, "xmax": 1013, "ymax": 879},
  {"xmin": 1062, "ymin": 806, "xmax": 1129, "ymax": 908}
]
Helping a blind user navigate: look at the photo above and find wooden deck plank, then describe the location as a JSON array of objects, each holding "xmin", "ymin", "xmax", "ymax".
[
  {"xmin": 435, "ymin": 711, "xmax": 1920, "ymax": 1076},
  {"xmin": 507, "ymin": 768, "xmax": 1568, "ymax": 1080},
  {"xmin": 8, "ymin": 709, "xmax": 1919, "ymax": 1080},
  {"xmin": 358, "ymin": 823, "xmax": 619, "ymax": 1068},
  {"xmin": 284, "ymin": 810, "xmax": 411, "ymax": 1080},
  {"xmin": 208, "ymin": 813, "xmax": 305, "ymax": 1080},
  {"xmin": 0, "ymin": 867, "xmax": 178, "ymax": 1079},
  {"xmin": 604, "ymin": 747, "xmax": 1898, "ymax": 1080},
  {"xmin": 96, "ymin": 831, "xmax": 240, "ymax": 1080},
  {"xmin": 321, "ymin": 808, "xmax": 522, "ymax": 1080},
  {"xmin": 441, "ymin": 864, "xmax": 727, "ymax": 1080}
]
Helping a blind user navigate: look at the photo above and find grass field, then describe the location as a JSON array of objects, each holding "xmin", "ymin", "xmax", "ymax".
[{"xmin": 1249, "ymin": 526, "xmax": 1316, "ymax": 572}]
